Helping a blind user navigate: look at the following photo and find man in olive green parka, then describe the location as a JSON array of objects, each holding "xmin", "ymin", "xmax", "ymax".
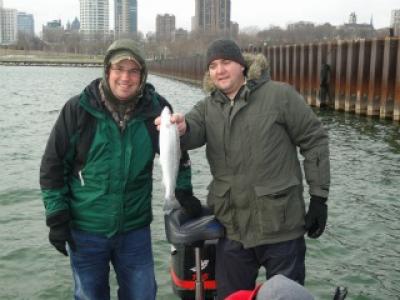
[{"xmin": 166, "ymin": 39, "xmax": 330, "ymax": 300}]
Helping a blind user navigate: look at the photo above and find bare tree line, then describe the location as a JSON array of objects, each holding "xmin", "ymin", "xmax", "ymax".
[{"xmin": 1, "ymin": 22, "xmax": 388, "ymax": 59}]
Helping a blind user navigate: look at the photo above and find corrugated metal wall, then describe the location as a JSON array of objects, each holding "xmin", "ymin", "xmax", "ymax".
[{"xmin": 148, "ymin": 37, "xmax": 400, "ymax": 121}]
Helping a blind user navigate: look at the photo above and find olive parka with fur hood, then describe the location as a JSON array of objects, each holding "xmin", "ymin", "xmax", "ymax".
[{"xmin": 181, "ymin": 53, "xmax": 330, "ymax": 248}]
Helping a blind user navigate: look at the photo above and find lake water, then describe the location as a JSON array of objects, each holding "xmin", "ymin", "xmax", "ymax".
[{"xmin": 0, "ymin": 66, "xmax": 399, "ymax": 299}]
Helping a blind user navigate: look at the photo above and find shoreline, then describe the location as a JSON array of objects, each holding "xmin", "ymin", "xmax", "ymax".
[
  {"xmin": 0, "ymin": 59, "xmax": 103, "ymax": 67},
  {"xmin": 0, "ymin": 51, "xmax": 103, "ymax": 67}
]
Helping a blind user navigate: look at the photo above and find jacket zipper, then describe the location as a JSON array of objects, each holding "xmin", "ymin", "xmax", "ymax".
[
  {"xmin": 78, "ymin": 170, "xmax": 85, "ymax": 186},
  {"xmin": 118, "ymin": 123, "xmax": 130, "ymax": 232}
]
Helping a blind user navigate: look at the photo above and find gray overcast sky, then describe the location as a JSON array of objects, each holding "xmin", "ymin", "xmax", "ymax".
[{"xmin": 4, "ymin": 0, "xmax": 399, "ymax": 34}]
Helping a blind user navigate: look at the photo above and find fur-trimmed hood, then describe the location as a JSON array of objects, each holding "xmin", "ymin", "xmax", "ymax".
[{"xmin": 202, "ymin": 53, "xmax": 270, "ymax": 94}]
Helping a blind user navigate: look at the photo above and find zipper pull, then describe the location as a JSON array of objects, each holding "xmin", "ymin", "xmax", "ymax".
[{"xmin": 78, "ymin": 170, "xmax": 85, "ymax": 186}]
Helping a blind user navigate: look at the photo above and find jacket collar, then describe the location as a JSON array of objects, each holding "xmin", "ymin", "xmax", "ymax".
[{"xmin": 80, "ymin": 78, "xmax": 158, "ymax": 120}]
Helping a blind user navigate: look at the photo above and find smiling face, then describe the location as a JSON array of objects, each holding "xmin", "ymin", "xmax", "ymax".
[
  {"xmin": 108, "ymin": 59, "xmax": 142, "ymax": 101},
  {"xmin": 208, "ymin": 59, "xmax": 245, "ymax": 100}
]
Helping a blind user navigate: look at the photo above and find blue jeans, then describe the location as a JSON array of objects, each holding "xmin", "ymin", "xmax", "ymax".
[{"xmin": 68, "ymin": 226, "xmax": 157, "ymax": 300}]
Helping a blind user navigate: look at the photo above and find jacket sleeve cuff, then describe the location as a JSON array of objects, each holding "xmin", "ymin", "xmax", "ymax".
[
  {"xmin": 46, "ymin": 210, "xmax": 70, "ymax": 227},
  {"xmin": 309, "ymin": 186, "xmax": 329, "ymax": 199},
  {"xmin": 310, "ymin": 195, "xmax": 327, "ymax": 204}
]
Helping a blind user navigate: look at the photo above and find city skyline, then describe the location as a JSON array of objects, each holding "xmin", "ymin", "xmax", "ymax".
[{"xmin": 3, "ymin": 0, "xmax": 400, "ymax": 34}]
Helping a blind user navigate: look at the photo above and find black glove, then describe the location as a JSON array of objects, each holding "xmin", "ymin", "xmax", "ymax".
[
  {"xmin": 46, "ymin": 211, "xmax": 75, "ymax": 256},
  {"xmin": 175, "ymin": 189, "xmax": 203, "ymax": 218},
  {"xmin": 304, "ymin": 195, "xmax": 328, "ymax": 239}
]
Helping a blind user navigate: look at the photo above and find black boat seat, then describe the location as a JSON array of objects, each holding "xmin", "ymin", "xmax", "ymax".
[{"xmin": 164, "ymin": 207, "xmax": 225, "ymax": 245}]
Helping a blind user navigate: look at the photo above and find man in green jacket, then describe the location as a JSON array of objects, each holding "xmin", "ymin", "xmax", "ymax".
[
  {"xmin": 163, "ymin": 39, "xmax": 330, "ymax": 299},
  {"xmin": 40, "ymin": 39, "xmax": 201, "ymax": 300}
]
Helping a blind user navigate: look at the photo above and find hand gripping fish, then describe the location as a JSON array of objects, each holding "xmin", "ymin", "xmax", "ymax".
[{"xmin": 159, "ymin": 106, "xmax": 181, "ymax": 214}]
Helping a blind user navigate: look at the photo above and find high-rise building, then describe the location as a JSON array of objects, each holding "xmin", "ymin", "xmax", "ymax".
[
  {"xmin": 0, "ymin": 8, "xmax": 2, "ymax": 43},
  {"xmin": 115, "ymin": 0, "xmax": 137, "ymax": 37},
  {"xmin": 216, "ymin": 0, "xmax": 230, "ymax": 32},
  {"xmin": 192, "ymin": 0, "xmax": 231, "ymax": 34},
  {"xmin": 79, "ymin": 0, "xmax": 109, "ymax": 36},
  {"xmin": 0, "ymin": 8, "xmax": 17, "ymax": 44},
  {"xmin": 156, "ymin": 14, "xmax": 175, "ymax": 41},
  {"xmin": 17, "ymin": 12, "xmax": 34, "ymax": 36},
  {"xmin": 391, "ymin": 9, "xmax": 400, "ymax": 36}
]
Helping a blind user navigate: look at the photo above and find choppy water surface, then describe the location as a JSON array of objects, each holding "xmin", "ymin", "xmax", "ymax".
[{"xmin": 0, "ymin": 66, "xmax": 399, "ymax": 299}]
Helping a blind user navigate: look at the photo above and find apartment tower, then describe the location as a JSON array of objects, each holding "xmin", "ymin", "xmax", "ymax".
[
  {"xmin": 79, "ymin": 0, "xmax": 109, "ymax": 36},
  {"xmin": 193, "ymin": 0, "xmax": 230, "ymax": 34},
  {"xmin": 17, "ymin": 12, "xmax": 35, "ymax": 36},
  {"xmin": 156, "ymin": 14, "xmax": 175, "ymax": 41},
  {"xmin": 115, "ymin": 0, "xmax": 137, "ymax": 37},
  {"xmin": 0, "ymin": 7, "xmax": 17, "ymax": 44}
]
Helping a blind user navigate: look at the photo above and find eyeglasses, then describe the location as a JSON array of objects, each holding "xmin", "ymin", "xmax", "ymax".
[{"xmin": 110, "ymin": 66, "xmax": 141, "ymax": 77}]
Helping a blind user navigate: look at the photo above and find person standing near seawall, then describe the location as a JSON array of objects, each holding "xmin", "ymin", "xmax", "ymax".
[
  {"xmin": 158, "ymin": 39, "xmax": 331, "ymax": 299},
  {"xmin": 39, "ymin": 39, "xmax": 202, "ymax": 300}
]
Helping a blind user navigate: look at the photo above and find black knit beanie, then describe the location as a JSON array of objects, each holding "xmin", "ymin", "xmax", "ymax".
[{"xmin": 206, "ymin": 39, "xmax": 246, "ymax": 68}]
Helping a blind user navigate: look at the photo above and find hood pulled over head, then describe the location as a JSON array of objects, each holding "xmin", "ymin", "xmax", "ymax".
[{"xmin": 102, "ymin": 39, "xmax": 147, "ymax": 103}]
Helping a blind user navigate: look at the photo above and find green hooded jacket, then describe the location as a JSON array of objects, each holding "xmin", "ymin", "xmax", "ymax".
[
  {"xmin": 40, "ymin": 39, "xmax": 192, "ymax": 237},
  {"xmin": 181, "ymin": 53, "xmax": 330, "ymax": 248}
]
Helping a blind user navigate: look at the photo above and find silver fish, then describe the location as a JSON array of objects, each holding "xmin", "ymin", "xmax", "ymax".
[{"xmin": 159, "ymin": 106, "xmax": 181, "ymax": 213}]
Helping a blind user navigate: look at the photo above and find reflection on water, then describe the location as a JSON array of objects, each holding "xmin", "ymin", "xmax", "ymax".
[{"xmin": 0, "ymin": 66, "xmax": 399, "ymax": 299}]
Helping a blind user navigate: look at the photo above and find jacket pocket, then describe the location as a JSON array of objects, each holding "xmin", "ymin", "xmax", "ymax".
[
  {"xmin": 254, "ymin": 179, "xmax": 300, "ymax": 235},
  {"xmin": 207, "ymin": 181, "xmax": 235, "ymax": 232},
  {"xmin": 71, "ymin": 171, "xmax": 110, "ymax": 200}
]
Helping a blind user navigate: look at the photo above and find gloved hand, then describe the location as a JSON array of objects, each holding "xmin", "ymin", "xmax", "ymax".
[
  {"xmin": 46, "ymin": 211, "xmax": 76, "ymax": 256},
  {"xmin": 304, "ymin": 195, "xmax": 328, "ymax": 238},
  {"xmin": 175, "ymin": 189, "xmax": 203, "ymax": 218}
]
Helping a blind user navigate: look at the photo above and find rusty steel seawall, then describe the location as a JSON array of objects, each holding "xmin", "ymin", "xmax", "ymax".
[{"xmin": 147, "ymin": 37, "xmax": 400, "ymax": 122}]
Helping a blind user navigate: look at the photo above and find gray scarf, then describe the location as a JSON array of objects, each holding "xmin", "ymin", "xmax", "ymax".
[{"xmin": 99, "ymin": 81, "xmax": 138, "ymax": 132}]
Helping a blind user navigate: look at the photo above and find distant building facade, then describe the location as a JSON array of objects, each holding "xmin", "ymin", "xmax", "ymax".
[
  {"xmin": 192, "ymin": 0, "xmax": 231, "ymax": 34},
  {"xmin": 42, "ymin": 19, "xmax": 64, "ymax": 43},
  {"xmin": 339, "ymin": 12, "xmax": 375, "ymax": 39},
  {"xmin": 66, "ymin": 17, "xmax": 80, "ymax": 31},
  {"xmin": 348, "ymin": 12, "xmax": 357, "ymax": 24},
  {"xmin": 156, "ymin": 14, "xmax": 175, "ymax": 41},
  {"xmin": 0, "ymin": 4, "xmax": 2, "ymax": 43},
  {"xmin": 79, "ymin": 0, "xmax": 109, "ymax": 36},
  {"xmin": 217, "ymin": 0, "xmax": 231, "ymax": 32},
  {"xmin": 391, "ymin": 9, "xmax": 400, "ymax": 36},
  {"xmin": 230, "ymin": 21, "xmax": 239, "ymax": 38},
  {"xmin": 17, "ymin": 12, "xmax": 34, "ymax": 36},
  {"xmin": 0, "ymin": 7, "xmax": 17, "ymax": 44},
  {"xmin": 287, "ymin": 21, "xmax": 315, "ymax": 32},
  {"xmin": 115, "ymin": 0, "xmax": 137, "ymax": 37},
  {"xmin": 173, "ymin": 28, "xmax": 188, "ymax": 41},
  {"xmin": 44, "ymin": 19, "xmax": 63, "ymax": 29}
]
